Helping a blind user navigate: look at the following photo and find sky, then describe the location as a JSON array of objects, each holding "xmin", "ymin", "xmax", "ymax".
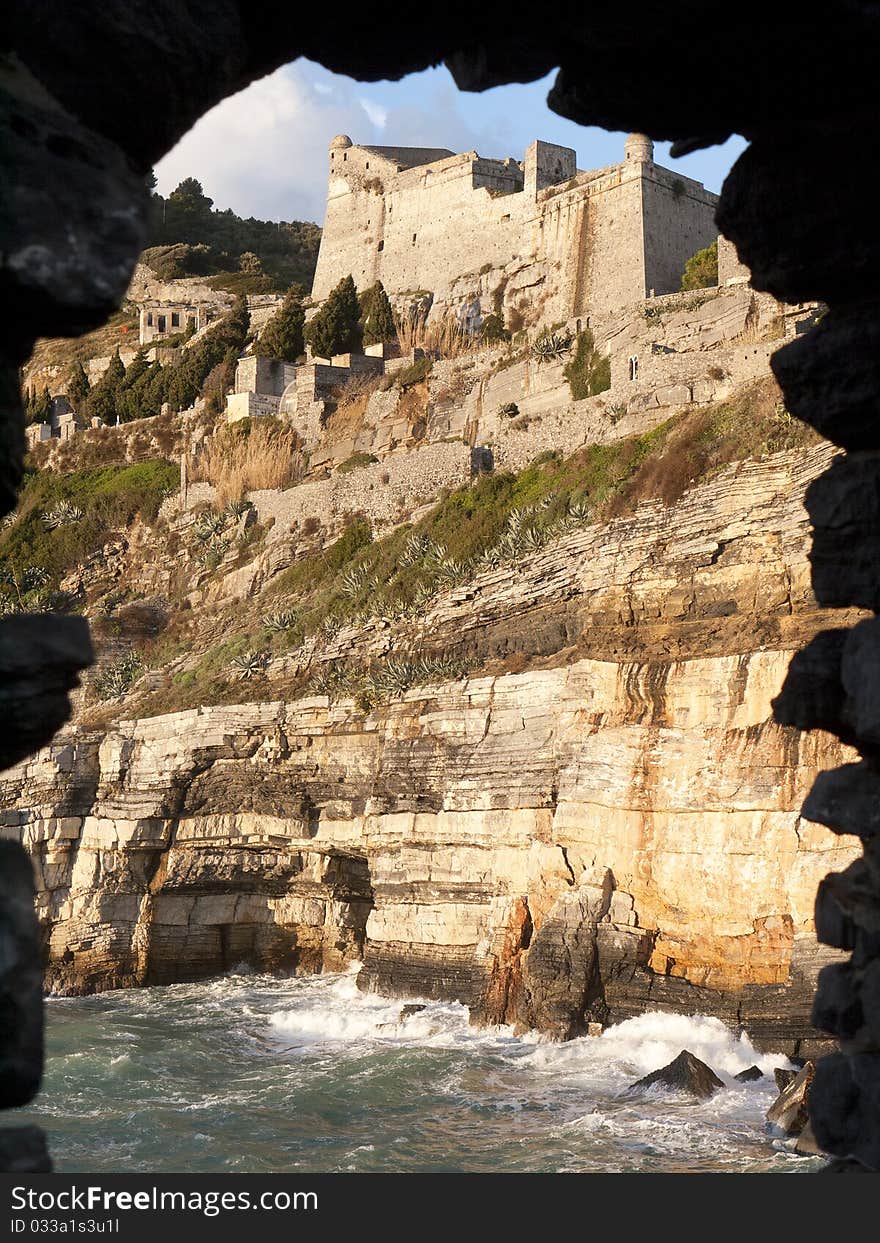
[{"xmin": 155, "ymin": 59, "xmax": 747, "ymax": 226}]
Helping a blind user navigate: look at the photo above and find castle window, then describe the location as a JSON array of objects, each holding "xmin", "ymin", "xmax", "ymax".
[
  {"xmin": 146, "ymin": 312, "xmax": 153, "ymax": 326},
  {"xmin": 157, "ymin": 315, "xmax": 166, "ymax": 333},
  {"xmin": 343, "ymin": 152, "xmax": 347, "ymax": 161},
  {"xmin": 412, "ymin": 233, "xmax": 417, "ymax": 244},
  {"xmin": 171, "ymin": 312, "xmax": 180, "ymax": 328},
  {"xmin": 628, "ymin": 355, "xmax": 639, "ymax": 382},
  {"xmin": 377, "ymin": 241, "xmax": 384, "ymax": 251},
  {"xmin": 366, "ymin": 162, "xmax": 369, "ymax": 169}
]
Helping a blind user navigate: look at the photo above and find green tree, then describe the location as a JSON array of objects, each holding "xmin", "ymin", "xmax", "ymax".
[
  {"xmin": 305, "ymin": 275, "xmax": 362, "ymax": 358},
  {"xmin": 255, "ymin": 287, "xmax": 305, "ymax": 362},
  {"xmin": 359, "ymin": 281, "xmax": 396, "ymax": 347},
  {"xmin": 66, "ymin": 362, "xmax": 91, "ymax": 409},
  {"xmin": 680, "ymin": 239, "xmax": 718, "ymax": 290},
  {"xmin": 165, "ymin": 295, "xmax": 249, "ymax": 413},
  {"xmin": 164, "ymin": 178, "xmax": 215, "ymax": 245},
  {"xmin": 86, "ymin": 351, "xmax": 125, "ymax": 424}
]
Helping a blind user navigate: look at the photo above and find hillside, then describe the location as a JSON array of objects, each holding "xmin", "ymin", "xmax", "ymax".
[
  {"xmin": 0, "ymin": 278, "xmax": 855, "ymax": 1055},
  {"xmin": 144, "ymin": 176, "xmax": 321, "ymax": 295}
]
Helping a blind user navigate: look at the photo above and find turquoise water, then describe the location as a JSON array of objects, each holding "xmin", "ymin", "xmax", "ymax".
[{"xmin": 15, "ymin": 969, "xmax": 820, "ymax": 1173}]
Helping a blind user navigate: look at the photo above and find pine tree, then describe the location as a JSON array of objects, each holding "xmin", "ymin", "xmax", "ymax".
[
  {"xmin": 255, "ymin": 287, "xmax": 305, "ymax": 362},
  {"xmin": 66, "ymin": 361, "xmax": 91, "ymax": 409},
  {"xmin": 305, "ymin": 275, "xmax": 362, "ymax": 359},
  {"xmin": 680, "ymin": 239, "xmax": 718, "ymax": 290},
  {"xmin": 359, "ymin": 281, "xmax": 396, "ymax": 347}
]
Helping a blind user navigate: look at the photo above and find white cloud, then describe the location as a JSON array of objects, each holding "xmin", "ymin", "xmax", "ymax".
[
  {"xmin": 154, "ymin": 62, "xmax": 380, "ymax": 224},
  {"xmin": 359, "ymin": 98, "xmax": 388, "ymax": 130},
  {"xmin": 153, "ymin": 62, "xmax": 508, "ymax": 226}
]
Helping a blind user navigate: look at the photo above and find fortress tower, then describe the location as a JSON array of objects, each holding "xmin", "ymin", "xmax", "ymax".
[{"xmin": 311, "ymin": 133, "xmax": 719, "ymax": 323}]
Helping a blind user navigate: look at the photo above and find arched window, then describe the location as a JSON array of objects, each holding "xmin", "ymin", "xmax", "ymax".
[{"xmin": 628, "ymin": 355, "xmax": 639, "ymax": 382}]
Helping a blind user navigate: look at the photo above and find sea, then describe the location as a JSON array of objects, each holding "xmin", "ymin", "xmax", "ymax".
[{"xmin": 14, "ymin": 967, "xmax": 820, "ymax": 1174}]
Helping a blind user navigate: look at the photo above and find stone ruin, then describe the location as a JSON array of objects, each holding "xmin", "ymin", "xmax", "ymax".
[{"xmin": 2, "ymin": 0, "xmax": 880, "ymax": 1172}]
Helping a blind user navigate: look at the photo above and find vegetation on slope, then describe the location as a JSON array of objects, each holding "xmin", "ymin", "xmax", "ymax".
[
  {"xmin": 144, "ymin": 176, "xmax": 321, "ymax": 293},
  {"xmin": 0, "ymin": 460, "xmax": 178, "ymax": 609}
]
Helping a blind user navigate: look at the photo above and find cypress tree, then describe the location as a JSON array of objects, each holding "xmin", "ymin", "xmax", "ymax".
[
  {"xmin": 66, "ymin": 361, "xmax": 91, "ymax": 409},
  {"xmin": 86, "ymin": 350, "xmax": 125, "ymax": 423},
  {"xmin": 255, "ymin": 287, "xmax": 305, "ymax": 362},
  {"xmin": 359, "ymin": 281, "xmax": 396, "ymax": 347},
  {"xmin": 305, "ymin": 275, "xmax": 362, "ymax": 359},
  {"xmin": 34, "ymin": 385, "xmax": 53, "ymax": 423}
]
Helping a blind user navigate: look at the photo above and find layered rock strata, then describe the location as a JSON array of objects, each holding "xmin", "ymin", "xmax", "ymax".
[{"xmin": 1, "ymin": 446, "xmax": 861, "ymax": 1056}]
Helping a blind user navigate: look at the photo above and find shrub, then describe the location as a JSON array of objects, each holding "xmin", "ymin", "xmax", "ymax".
[
  {"xmin": 395, "ymin": 356, "xmax": 433, "ymax": 388},
  {"xmin": 336, "ymin": 452, "xmax": 379, "ymax": 474},
  {"xmin": 563, "ymin": 329, "xmax": 611, "ymax": 398},
  {"xmin": 0, "ymin": 459, "xmax": 178, "ymax": 589},
  {"xmin": 481, "ymin": 312, "xmax": 508, "ymax": 343}
]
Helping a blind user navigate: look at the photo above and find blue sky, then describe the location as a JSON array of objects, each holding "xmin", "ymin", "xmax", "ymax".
[{"xmin": 155, "ymin": 59, "xmax": 746, "ymax": 225}]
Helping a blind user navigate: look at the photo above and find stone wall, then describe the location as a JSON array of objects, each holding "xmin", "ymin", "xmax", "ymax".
[{"xmin": 311, "ymin": 136, "xmax": 719, "ymax": 325}]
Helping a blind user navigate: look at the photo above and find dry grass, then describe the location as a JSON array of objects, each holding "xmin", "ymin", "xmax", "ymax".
[
  {"xmin": 192, "ymin": 421, "xmax": 306, "ymax": 506},
  {"xmin": 395, "ymin": 310, "xmax": 482, "ymax": 360}
]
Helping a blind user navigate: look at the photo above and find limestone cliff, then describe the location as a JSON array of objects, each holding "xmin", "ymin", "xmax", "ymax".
[{"xmin": 0, "ymin": 441, "xmax": 860, "ymax": 1055}]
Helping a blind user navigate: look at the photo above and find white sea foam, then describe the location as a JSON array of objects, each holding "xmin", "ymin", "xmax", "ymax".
[{"xmin": 37, "ymin": 970, "xmax": 809, "ymax": 1174}]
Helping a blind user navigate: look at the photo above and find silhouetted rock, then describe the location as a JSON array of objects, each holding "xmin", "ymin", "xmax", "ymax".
[
  {"xmin": 734, "ymin": 1065, "xmax": 764, "ymax": 1083},
  {"xmin": 795, "ymin": 1121, "xmax": 824, "ymax": 1157},
  {"xmin": 0, "ymin": 1126, "xmax": 51, "ymax": 1173},
  {"xmin": 630, "ymin": 1050, "xmax": 725, "ymax": 1101}
]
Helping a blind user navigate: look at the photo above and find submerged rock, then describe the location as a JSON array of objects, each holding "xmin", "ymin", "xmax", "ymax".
[
  {"xmin": 767, "ymin": 1061, "xmax": 815, "ymax": 1136},
  {"xmin": 400, "ymin": 1004, "xmax": 427, "ymax": 1019},
  {"xmin": 734, "ymin": 1065, "xmax": 764, "ymax": 1083},
  {"xmin": 629, "ymin": 1050, "xmax": 725, "ymax": 1101}
]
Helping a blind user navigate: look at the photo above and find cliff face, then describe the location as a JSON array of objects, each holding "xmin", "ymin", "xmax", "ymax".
[{"xmin": 0, "ymin": 443, "xmax": 860, "ymax": 1054}]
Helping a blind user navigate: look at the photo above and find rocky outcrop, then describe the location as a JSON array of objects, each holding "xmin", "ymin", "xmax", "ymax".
[
  {"xmin": 0, "ymin": 443, "xmax": 862, "ymax": 1054},
  {"xmin": 631, "ymin": 1050, "xmax": 725, "ymax": 1100},
  {"xmin": 2, "ymin": 652, "xmax": 851, "ymax": 1054}
]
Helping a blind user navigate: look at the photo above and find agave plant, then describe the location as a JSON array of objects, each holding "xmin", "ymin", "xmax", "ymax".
[
  {"xmin": 43, "ymin": 500, "xmax": 84, "ymax": 530},
  {"xmin": 339, "ymin": 565, "xmax": 370, "ymax": 598},
  {"xmin": 229, "ymin": 650, "xmax": 268, "ymax": 680},
  {"xmin": 194, "ymin": 511, "xmax": 226, "ymax": 540},
  {"xmin": 435, "ymin": 557, "xmax": 470, "ymax": 587},
  {"xmin": 93, "ymin": 651, "xmax": 142, "ymax": 700},
  {"xmin": 520, "ymin": 525, "xmax": 547, "ymax": 553},
  {"xmin": 531, "ymin": 329, "xmax": 572, "ymax": 362},
  {"xmin": 263, "ymin": 609, "xmax": 300, "ymax": 632},
  {"xmin": 399, "ymin": 531, "xmax": 432, "ymax": 568},
  {"xmin": 566, "ymin": 498, "xmax": 592, "ymax": 523},
  {"xmin": 423, "ymin": 538, "xmax": 448, "ymax": 566}
]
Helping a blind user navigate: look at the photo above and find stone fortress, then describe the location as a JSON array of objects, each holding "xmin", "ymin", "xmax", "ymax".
[{"xmin": 311, "ymin": 133, "xmax": 724, "ymax": 325}]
